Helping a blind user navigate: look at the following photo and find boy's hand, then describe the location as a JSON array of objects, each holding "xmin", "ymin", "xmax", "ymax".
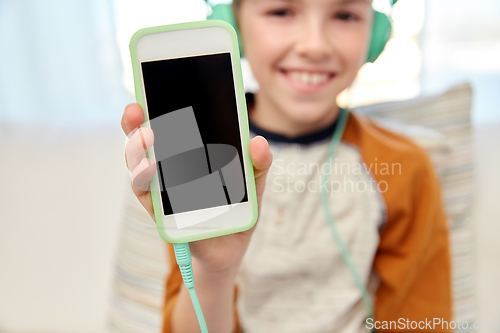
[{"xmin": 121, "ymin": 103, "xmax": 273, "ymax": 274}]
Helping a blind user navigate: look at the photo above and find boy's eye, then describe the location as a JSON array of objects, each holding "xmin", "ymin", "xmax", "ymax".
[
  {"xmin": 268, "ymin": 8, "xmax": 293, "ymax": 17},
  {"xmin": 334, "ymin": 11, "xmax": 359, "ymax": 21}
]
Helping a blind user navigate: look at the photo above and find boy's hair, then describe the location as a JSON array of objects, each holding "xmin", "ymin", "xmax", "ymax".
[
  {"xmin": 231, "ymin": 0, "xmax": 242, "ymax": 29},
  {"xmin": 232, "ymin": 0, "xmax": 241, "ymax": 10}
]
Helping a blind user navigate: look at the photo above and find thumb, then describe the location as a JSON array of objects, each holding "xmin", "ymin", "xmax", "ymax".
[{"xmin": 249, "ymin": 136, "xmax": 273, "ymax": 203}]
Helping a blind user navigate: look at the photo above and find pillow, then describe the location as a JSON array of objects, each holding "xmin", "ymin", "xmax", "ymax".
[
  {"xmin": 357, "ymin": 83, "xmax": 475, "ymax": 326},
  {"xmin": 108, "ymin": 83, "xmax": 475, "ymax": 332},
  {"xmin": 108, "ymin": 190, "xmax": 169, "ymax": 333}
]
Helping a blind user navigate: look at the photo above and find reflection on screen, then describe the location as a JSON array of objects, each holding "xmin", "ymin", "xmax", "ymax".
[{"xmin": 141, "ymin": 53, "xmax": 248, "ymax": 227}]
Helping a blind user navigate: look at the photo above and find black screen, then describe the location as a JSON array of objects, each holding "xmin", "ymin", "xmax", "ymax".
[{"xmin": 141, "ymin": 53, "xmax": 248, "ymax": 216}]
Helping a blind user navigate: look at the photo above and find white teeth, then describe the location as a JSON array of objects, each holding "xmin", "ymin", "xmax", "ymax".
[
  {"xmin": 301, "ymin": 72, "xmax": 311, "ymax": 84},
  {"xmin": 288, "ymin": 71, "xmax": 329, "ymax": 85}
]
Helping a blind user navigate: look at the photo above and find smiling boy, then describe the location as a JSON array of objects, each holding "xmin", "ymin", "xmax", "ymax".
[{"xmin": 121, "ymin": 0, "xmax": 453, "ymax": 332}]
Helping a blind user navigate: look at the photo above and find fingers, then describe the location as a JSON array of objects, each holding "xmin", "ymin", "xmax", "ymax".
[
  {"xmin": 122, "ymin": 103, "xmax": 156, "ymax": 221},
  {"xmin": 121, "ymin": 103, "xmax": 144, "ymax": 136},
  {"xmin": 125, "ymin": 127, "xmax": 154, "ymax": 172},
  {"xmin": 131, "ymin": 188, "xmax": 156, "ymax": 222},
  {"xmin": 131, "ymin": 158, "xmax": 157, "ymax": 191},
  {"xmin": 249, "ymin": 136, "xmax": 273, "ymax": 201},
  {"xmin": 249, "ymin": 136, "xmax": 273, "ymax": 177}
]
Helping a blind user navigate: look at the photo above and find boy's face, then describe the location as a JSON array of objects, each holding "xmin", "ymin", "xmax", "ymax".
[{"xmin": 238, "ymin": 0, "xmax": 373, "ymax": 128}]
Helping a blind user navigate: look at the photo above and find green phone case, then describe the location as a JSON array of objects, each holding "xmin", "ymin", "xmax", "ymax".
[{"xmin": 129, "ymin": 20, "xmax": 258, "ymax": 244}]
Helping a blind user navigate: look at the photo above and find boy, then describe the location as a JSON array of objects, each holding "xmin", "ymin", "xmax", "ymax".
[{"xmin": 122, "ymin": 0, "xmax": 452, "ymax": 331}]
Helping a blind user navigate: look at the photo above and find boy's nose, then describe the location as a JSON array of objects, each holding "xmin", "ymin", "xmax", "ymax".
[{"xmin": 295, "ymin": 20, "xmax": 334, "ymax": 62}]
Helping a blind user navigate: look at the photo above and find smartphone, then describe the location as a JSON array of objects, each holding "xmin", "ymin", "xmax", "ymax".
[{"xmin": 129, "ymin": 20, "xmax": 258, "ymax": 244}]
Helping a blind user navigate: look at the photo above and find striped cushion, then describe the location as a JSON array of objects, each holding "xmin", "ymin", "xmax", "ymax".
[
  {"xmin": 108, "ymin": 191, "xmax": 168, "ymax": 333},
  {"xmin": 357, "ymin": 83, "xmax": 475, "ymax": 331}
]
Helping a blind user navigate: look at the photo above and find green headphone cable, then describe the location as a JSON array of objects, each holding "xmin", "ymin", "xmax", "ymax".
[
  {"xmin": 173, "ymin": 242, "xmax": 209, "ymax": 333},
  {"xmin": 319, "ymin": 107, "xmax": 375, "ymax": 323},
  {"xmin": 173, "ymin": 108, "xmax": 373, "ymax": 333},
  {"xmin": 172, "ymin": 110, "xmax": 374, "ymax": 333}
]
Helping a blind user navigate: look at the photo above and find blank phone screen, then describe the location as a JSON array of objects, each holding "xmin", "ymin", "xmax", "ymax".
[{"xmin": 141, "ymin": 52, "xmax": 248, "ymax": 218}]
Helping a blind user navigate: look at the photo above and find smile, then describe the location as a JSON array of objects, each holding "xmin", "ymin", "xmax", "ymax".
[{"xmin": 280, "ymin": 69, "xmax": 335, "ymax": 93}]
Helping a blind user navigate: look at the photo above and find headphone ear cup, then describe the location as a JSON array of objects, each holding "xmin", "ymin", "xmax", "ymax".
[
  {"xmin": 366, "ymin": 11, "xmax": 392, "ymax": 63},
  {"xmin": 207, "ymin": 4, "xmax": 244, "ymax": 57}
]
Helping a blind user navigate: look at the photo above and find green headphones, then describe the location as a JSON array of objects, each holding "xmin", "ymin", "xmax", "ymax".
[{"xmin": 205, "ymin": 0, "xmax": 396, "ymax": 63}]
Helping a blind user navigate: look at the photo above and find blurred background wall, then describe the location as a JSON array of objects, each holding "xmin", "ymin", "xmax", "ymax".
[{"xmin": 0, "ymin": 0, "xmax": 499, "ymax": 332}]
